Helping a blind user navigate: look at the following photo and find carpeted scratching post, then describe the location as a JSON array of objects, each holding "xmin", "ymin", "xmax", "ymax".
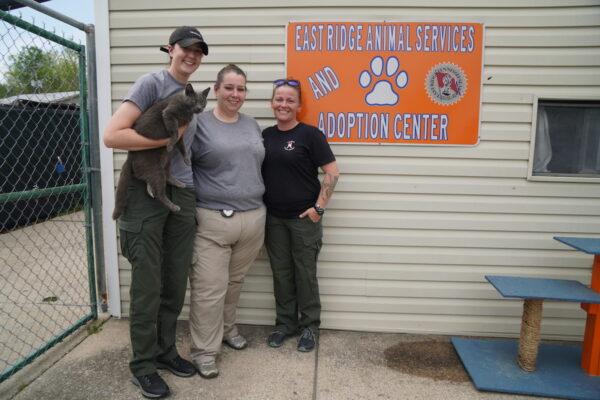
[
  {"xmin": 453, "ymin": 275, "xmax": 600, "ymax": 399},
  {"xmin": 518, "ymin": 299, "xmax": 543, "ymax": 372}
]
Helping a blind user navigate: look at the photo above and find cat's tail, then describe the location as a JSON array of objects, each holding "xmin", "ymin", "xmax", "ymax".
[{"xmin": 112, "ymin": 158, "xmax": 132, "ymax": 220}]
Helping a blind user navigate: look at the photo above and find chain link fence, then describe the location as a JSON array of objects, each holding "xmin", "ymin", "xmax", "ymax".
[{"xmin": 0, "ymin": 10, "xmax": 96, "ymax": 383}]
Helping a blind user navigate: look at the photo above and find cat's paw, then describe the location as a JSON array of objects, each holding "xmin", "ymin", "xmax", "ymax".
[
  {"xmin": 184, "ymin": 156, "xmax": 191, "ymax": 166},
  {"xmin": 146, "ymin": 184, "xmax": 155, "ymax": 198},
  {"xmin": 359, "ymin": 56, "xmax": 408, "ymax": 106},
  {"xmin": 167, "ymin": 177, "xmax": 186, "ymax": 188}
]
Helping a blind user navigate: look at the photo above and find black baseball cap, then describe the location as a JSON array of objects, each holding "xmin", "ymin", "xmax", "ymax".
[{"xmin": 159, "ymin": 26, "xmax": 209, "ymax": 55}]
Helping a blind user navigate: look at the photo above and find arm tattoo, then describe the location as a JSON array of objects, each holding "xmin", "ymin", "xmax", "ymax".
[{"xmin": 320, "ymin": 173, "xmax": 339, "ymax": 201}]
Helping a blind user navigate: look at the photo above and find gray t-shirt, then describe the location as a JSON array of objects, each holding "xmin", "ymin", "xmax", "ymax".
[
  {"xmin": 192, "ymin": 110, "xmax": 265, "ymax": 210},
  {"xmin": 124, "ymin": 69, "xmax": 195, "ymax": 187}
]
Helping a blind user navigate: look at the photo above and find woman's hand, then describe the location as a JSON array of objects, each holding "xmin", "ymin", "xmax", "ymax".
[
  {"xmin": 178, "ymin": 123, "xmax": 189, "ymax": 139},
  {"xmin": 299, "ymin": 207, "xmax": 321, "ymax": 223},
  {"xmin": 104, "ymin": 101, "xmax": 180, "ymax": 151}
]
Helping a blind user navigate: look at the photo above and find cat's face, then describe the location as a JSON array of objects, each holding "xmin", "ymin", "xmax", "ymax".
[
  {"xmin": 192, "ymin": 87, "xmax": 210, "ymax": 113},
  {"xmin": 184, "ymin": 84, "xmax": 210, "ymax": 114}
]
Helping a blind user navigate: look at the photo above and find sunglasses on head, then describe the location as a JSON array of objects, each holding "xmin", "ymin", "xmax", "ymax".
[{"xmin": 273, "ymin": 79, "xmax": 300, "ymax": 87}]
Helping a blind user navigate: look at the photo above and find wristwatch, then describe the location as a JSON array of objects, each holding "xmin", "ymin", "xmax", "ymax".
[{"xmin": 314, "ymin": 203, "xmax": 325, "ymax": 216}]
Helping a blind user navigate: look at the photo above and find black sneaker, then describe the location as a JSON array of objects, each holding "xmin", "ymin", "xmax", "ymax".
[
  {"xmin": 131, "ymin": 372, "xmax": 170, "ymax": 399},
  {"xmin": 156, "ymin": 355, "xmax": 196, "ymax": 377},
  {"xmin": 267, "ymin": 330, "xmax": 288, "ymax": 348},
  {"xmin": 297, "ymin": 327, "xmax": 317, "ymax": 352}
]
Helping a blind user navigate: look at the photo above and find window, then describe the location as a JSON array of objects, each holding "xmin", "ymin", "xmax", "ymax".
[{"xmin": 532, "ymin": 100, "xmax": 600, "ymax": 178}]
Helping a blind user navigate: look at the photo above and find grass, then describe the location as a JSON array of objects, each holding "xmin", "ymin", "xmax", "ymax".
[{"xmin": 86, "ymin": 320, "xmax": 103, "ymax": 335}]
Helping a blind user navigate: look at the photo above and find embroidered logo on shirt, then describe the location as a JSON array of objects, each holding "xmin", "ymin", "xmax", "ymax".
[{"xmin": 284, "ymin": 140, "xmax": 295, "ymax": 151}]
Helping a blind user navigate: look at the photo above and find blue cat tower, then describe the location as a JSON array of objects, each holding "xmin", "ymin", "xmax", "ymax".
[{"xmin": 452, "ymin": 273, "xmax": 600, "ymax": 400}]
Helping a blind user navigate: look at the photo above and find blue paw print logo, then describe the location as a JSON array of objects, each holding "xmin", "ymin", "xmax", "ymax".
[{"xmin": 359, "ymin": 56, "xmax": 409, "ymax": 106}]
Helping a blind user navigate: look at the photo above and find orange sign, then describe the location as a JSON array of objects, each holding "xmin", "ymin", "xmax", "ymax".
[{"xmin": 286, "ymin": 22, "xmax": 484, "ymax": 145}]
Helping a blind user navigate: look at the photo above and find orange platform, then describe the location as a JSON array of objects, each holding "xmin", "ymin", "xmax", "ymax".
[
  {"xmin": 555, "ymin": 236, "xmax": 600, "ymax": 376},
  {"xmin": 580, "ymin": 255, "xmax": 600, "ymax": 375}
]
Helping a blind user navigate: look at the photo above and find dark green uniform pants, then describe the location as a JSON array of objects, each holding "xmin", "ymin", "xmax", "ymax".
[
  {"xmin": 265, "ymin": 214, "xmax": 323, "ymax": 335},
  {"xmin": 118, "ymin": 178, "xmax": 196, "ymax": 377}
]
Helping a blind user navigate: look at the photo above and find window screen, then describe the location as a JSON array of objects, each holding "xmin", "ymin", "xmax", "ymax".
[{"xmin": 533, "ymin": 100, "xmax": 600, "ymax": 177}]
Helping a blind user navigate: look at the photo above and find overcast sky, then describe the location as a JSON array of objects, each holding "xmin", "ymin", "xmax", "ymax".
[{"xmin": 5, "ymin": 0, "xmax": 94, "ymax": 43}]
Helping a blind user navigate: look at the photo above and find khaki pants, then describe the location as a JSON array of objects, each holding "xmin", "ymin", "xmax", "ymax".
[{"xmin": 189, "ymin": 206, "xmax": 266, "ymax": 362}]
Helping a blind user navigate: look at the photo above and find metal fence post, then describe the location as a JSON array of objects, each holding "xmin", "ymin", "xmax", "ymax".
[{"xmin": 84, "ymin": 23, "xmax": 107, "ymax": 312}]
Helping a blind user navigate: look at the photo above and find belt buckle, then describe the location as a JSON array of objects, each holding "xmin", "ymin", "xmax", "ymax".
[{"xmin": 220, "ymin": 209, "xmax": 235, "ymax": 218}]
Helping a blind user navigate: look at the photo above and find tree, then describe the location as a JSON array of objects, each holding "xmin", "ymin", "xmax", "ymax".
[
  {"xmin": 2, "ymin": 46, "xmax": 79, "ymax": 97},
  {"xmin": 0, "ymin": 83, "xmax": 8, "ymax": 98}
]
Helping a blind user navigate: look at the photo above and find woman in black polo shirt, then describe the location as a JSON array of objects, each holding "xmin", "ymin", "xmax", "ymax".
[{"xmin": 261, "ymin": 78, "xmax": 340, "ymax": 352}]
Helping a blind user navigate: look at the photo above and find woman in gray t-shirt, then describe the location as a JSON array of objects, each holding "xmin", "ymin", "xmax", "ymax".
[
  {"xmin": 103, "ymin": 26, "xmax": 208, "ymax": 398},
  {"xmin": 188, "ymin": 64, "xmax": 266, "ymax": 379}
]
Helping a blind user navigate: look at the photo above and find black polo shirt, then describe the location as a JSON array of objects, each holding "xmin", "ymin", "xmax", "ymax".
[{"xmin": 262, "ymin": 122, "xmax": 335, "ymax": 218}]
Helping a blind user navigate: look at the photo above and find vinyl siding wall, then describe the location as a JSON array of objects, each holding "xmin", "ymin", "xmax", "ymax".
[{"xmin": 106, "ymin": 0, "xmax": 600, "ymax": 340}]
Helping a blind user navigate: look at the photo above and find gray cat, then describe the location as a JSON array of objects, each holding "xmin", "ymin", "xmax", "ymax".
[{"xmin": 112, "ymin": 84, "xmax": 209, "ymax": 220}]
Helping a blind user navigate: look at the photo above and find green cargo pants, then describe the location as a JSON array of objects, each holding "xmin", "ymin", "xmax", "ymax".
[
  {"xmin": 118, "ymin": 178, "xmax": 196, "ymax": 377},
  {"xmin": 264, "ymin": 214, "xmax": 323, "ymax": 335}
]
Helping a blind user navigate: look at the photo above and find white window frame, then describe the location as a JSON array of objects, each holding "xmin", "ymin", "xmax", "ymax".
[{"xmin": 527, "ymin": 95, "xmax": 600, "ymax": 183}]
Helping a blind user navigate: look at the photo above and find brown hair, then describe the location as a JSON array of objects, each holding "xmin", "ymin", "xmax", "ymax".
[{"xmin": 215, "ymin": 64, "xmax": 247, "ymax": 91}]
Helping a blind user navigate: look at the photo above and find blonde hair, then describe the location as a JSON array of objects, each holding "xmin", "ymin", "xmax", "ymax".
[{"xmin": 271, "ymin": 78, "xmax": 301, "ymax": 101}]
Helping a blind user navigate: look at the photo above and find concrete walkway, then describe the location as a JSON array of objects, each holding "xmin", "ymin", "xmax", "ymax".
[{"xmin": 1, "ymin": 318, "xmax": 553, "ymax": 400}]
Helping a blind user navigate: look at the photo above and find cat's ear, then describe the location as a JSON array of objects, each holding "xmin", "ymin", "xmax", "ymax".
[
  {"xmin": 185, "ymin": 83, "xmax": 195, "ymax": 96},
  {"xmin": 202, "ymin": 87, "xmax": 210, "ymax": 97}
]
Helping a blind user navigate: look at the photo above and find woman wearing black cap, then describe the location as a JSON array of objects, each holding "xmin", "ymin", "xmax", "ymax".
[{"xmin": 103, "ymin": 26, "xmax": 208, "ymax": 399}]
